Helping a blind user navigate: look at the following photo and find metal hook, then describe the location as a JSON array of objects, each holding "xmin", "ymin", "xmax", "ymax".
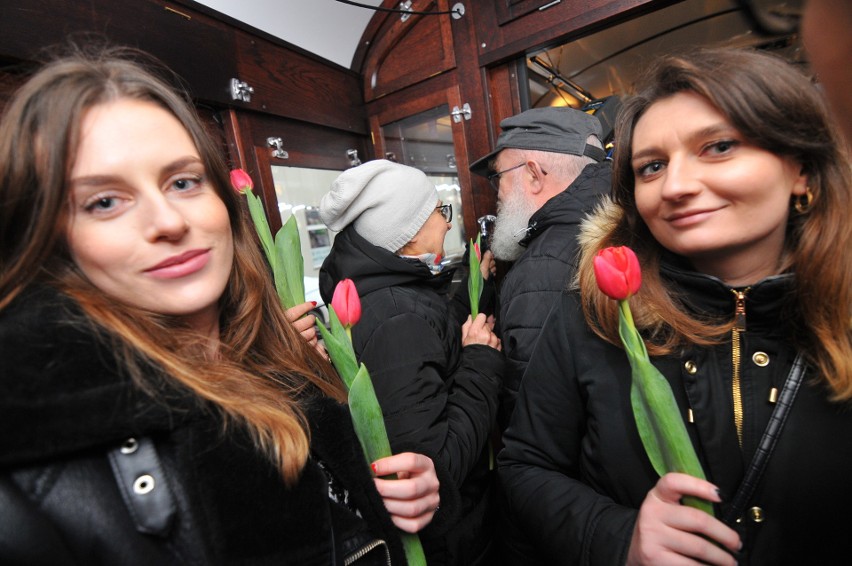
[{"xmin": 267, "ymin": 137, "xmax": 289, "ymax": 159}]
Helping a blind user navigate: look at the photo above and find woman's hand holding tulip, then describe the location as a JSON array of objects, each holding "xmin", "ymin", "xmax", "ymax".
[
  {"xmin": 462, "ymin": 313, "xmax": 501, "ymax": 350},
  {"xmin": 627, "ymin": 473, "xmax": 741, "ymax": 566},
  {"xmin": 285, "ymin": 301, "xmax": 324, "ymax": 355},
  {"xmin": 372, "ymin": 452, "xmax": 440, "ymax": 533}
]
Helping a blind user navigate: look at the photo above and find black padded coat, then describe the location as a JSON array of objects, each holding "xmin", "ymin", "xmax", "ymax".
[
  {"xmin": 498, "ymin": 261, "xmax": 852, "ymax": 565},
  {"xmin": 320, "ymin": 226, "xmax": 504, "ymax": 566},
  {"xmin": 497, "ymin": 161, "xmax": 611, "ymax": 429}
]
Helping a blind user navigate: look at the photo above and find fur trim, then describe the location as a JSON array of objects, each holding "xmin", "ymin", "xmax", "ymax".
[{"xmin": 578, "ymin": 196, "xmax": 623, "ymax": 257}]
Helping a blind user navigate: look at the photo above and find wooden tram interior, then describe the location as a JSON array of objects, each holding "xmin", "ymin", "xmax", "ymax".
[{"xmin": 0, "ymin": 0, "xmax": 805, "ymax": 281}]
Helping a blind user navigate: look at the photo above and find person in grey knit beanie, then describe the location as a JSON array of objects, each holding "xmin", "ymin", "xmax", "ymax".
[{"xmin": 320, "ymin": 159, "xmax": 439, "ymax": 252}]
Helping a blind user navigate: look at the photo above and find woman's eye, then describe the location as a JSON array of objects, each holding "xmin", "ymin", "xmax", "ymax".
[
  {"xmin": 84, "ymin": 196, "xmax": 118, "ymax": 212},
  {"xmin": 171, "ymin": 175, "xmax": 202, "ymax": 192},
  {"xmin": 636, "ymin": 161, "xmax": 664, "ymax": 177},
  {"xmin": 705, "ymin": 139, "xmax": 738, "ymax": 155}
]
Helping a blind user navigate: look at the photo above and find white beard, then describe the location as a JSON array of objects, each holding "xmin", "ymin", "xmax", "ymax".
[{"xmin": 490, "ymin": 179, "xmax": 536, "ymax": 262}]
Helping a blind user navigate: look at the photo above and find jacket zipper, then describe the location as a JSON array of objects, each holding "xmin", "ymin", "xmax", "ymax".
[
  {"xmin": 344, "ymin": 539, "xmax": 391, "ymax": 566},
  {"xmin": 731, "ymin": 288, "xmax": 750, "ymax": 448}
]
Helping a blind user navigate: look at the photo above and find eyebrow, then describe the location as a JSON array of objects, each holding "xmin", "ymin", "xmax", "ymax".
[
  {"xmin": 70, "ymin": 156, "xmax": 204, "ymax": 188},
  {"xmin": 631, "ymin": 123, "xmax": 737, "ymax": 163}
]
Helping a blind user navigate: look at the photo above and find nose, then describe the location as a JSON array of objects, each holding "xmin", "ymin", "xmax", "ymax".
[
  {"xmin": 659, "ymin": 156, "xmax": 701, "ymax": 201},
  {"xmin": 144, "ymin": 193, "xmax": 189, "ymax": 242}
]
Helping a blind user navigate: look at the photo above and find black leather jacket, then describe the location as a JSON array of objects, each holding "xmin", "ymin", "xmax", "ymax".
[{"xmin": 0, "ymin": 286, "xmax": 405, "ymax": 565}]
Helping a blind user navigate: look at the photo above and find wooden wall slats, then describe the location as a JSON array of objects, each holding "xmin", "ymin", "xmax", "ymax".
[
  {"xmin": 362, "ymin": 0, "xmax": 456, "ymax": 102},
  {"xmin": 0, "ymin": 0, "xmax": 368, "ymax": 135}
]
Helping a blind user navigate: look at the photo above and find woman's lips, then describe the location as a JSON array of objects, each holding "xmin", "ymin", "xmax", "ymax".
[
  {"xmin": 666, "ymin": 208, "xmax": 718, "ymax": 227},
  {"xmin": 145, "ymin": 249, "xmax": 211, "ymax": 279}
]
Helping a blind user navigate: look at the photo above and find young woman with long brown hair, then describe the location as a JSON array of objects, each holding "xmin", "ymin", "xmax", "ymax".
[
  {"xmin": 0, "ymin": 48, "xmax": 440, "ymax": 564},
  {"xmin": 499, "ymin": 47, "xmax": 852, "ymax": 565}
]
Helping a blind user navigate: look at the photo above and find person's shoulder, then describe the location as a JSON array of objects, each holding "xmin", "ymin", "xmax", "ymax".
[{"xmin": 0, "ymin": 285, "xmax": 87, "ymax": 350}]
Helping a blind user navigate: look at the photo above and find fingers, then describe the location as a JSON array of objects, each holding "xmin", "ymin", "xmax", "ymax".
[
  {"xmin": 285, "ymin": 303, "xmax": 319, "ymax": 347},
  {"xmin": 372, "ymin": 453, "xmax": 440, "ymax": 533},
  {"xmin": 285, "ymin": 301, "xmax": 316, "ymax": 322},
  {"xmin": 461, "ymin": 315, "xmax": 472, "ymax": 335},
  {"xmin": 380, "ymin": 506, "xmax": 437, "ymax": 532},
  {"xmin": 628, "ymin": 474, "xmax": 740, "ymax": 566},
  {"xmin": 462, "ymin": 313, "xmax": 500, "ymax": 349},
  {"xmin": 372, "ymin": 452, "xmax": 434, "ymax": 477},
  {"xmin": 480, "ymin": 250, "xmax": 497, "ymax": 279},
  {"xmin": 652, "ymin": 473, "xmax": 722, "ymax": 506}
]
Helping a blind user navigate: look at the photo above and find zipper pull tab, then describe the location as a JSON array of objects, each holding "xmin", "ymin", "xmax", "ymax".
[{"xmin": 732, "ymin": 288, "xmax": 748, "ymax": 332}]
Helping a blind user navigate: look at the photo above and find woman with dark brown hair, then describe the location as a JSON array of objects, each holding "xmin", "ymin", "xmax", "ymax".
[
  {"xmin": 499, "ymin": 48, "xmax": 852, "ymax": 565},
  {"xmin": 0, "ymin": 48, "xmax": 439, "ymax": 564}
]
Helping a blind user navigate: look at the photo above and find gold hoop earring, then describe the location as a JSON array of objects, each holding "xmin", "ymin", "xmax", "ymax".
[{"xmin": 794, "ymin": 188, "xmax": 813, "ymax": 214}]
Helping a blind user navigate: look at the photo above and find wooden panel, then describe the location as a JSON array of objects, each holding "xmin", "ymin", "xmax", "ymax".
[
  {"xmin": 0, "ymin": 0, "xmax": 368, "ymax": 134},
  {"xmin": 0, "ymin": 0, "xmax": 239, "ymax": 103},
  {"xmin": 363, "ymin": 0, "xmax": 456, "ymax": 101},
  {"xmin": 449, "ymin": 1, "xmax": 500, "ymax": 224},
  {"xmin": 495, "ymin": 0, "xmax": 567, "ymax": 25},
  {"xmin": 227, "ymin": 109, "xmax": 369, "ymax": 230},
  {"xmin": 366, "ymin": 71, "xmax": 455, "ymax": 125},
  {"xmin": 233, "ymin": 33, "xmax": 368, "ymax": 134},
  {"xmin": 476, "ymin": 0, "xmax": 663, "ymax": 67},
  {"xmin": 244, "ymin": 113, "xmax": 367, "ymax": 172}
]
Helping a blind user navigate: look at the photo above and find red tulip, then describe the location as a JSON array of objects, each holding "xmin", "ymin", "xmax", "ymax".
[
  {"xmin": 229, "ymin": 168, "xmax": 253, "ymax": 193},
  {"xmin": 593, "ymin": 246, "xmax": 642, "ymax": 300},
  {"xmin": 331, "ymin": 279, "xmax": 362, "ymax": 327},
  {"xmin": 473, "ymin": 242, "xmax": 481, "ymax": 262}
]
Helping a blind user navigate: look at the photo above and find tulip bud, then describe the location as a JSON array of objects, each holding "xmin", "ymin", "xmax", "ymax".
[
  {"xmin": 473, "ymin": 242, "xmax": 481, "ymax": 262},
  {"xmin": 593, "ymin": 246, "xmax": 642, "ymax": 300},
  {"xmin": 229, "ymin": 168, "xmax": 254, "ymax": 193},
  {"xmin": 331, "ymin": 279, "xmax": 362, "ymax": 328}
]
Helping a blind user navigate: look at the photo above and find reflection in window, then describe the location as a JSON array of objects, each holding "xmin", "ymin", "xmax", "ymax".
[{"xmin": 271, "ymin": 166, "xmax": 342, "ymax": 279}]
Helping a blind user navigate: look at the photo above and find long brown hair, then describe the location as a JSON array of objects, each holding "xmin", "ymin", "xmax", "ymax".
[
  {"xmin": 0, "ymin": 47, "xmax": 345, "ymax": 483},
  {"xmin": 578, "ymin": 48, "xmax": 852, "ymax": 400}
]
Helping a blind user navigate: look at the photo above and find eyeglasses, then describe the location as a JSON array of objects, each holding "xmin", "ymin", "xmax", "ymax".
[
  {"xmin": 487, "ymin": 163, "xmax": 525, "ymax": 192},
  {"xmin": 486, "ymin": 162, "xmax": 546, "ymax": 192},
  {"xmin": 436, "ymin": 203, "xmax": 453, "ymax": 223}
]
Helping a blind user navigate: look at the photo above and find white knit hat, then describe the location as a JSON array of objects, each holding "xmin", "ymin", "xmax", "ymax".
[{"xmin": 320, "ymin": 160, "xmax": 439, "ymax": 252}]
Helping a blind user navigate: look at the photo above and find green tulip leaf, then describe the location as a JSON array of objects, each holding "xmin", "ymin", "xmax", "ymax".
[
  {"xmin": 468, "ymin": 234, "xmax": 483, "ymax": 319},
  {"xmin": 317, "ymin": 306, "xmax": 359, "ymax": 390},
  {"xmin": 617, "ymin": 300, "xmax": 714, "ymax": 517},
  {"xmin": 348, "ymin": 363, "xmax": 429, "ymax": 565},
  {"xmin": 349, "ymin": 363, "xmax": 393, "ymax": 464},
  {"xmin": 245, "ymin": 189, "xmax": 275, "ymax": 264},
  {"xmin": 401, "ymin": 532, "xmax": 428, "ymax": 566},
  {"xmin": 273, "ymin": 215, "xmax": 305, "ymax": 308}
]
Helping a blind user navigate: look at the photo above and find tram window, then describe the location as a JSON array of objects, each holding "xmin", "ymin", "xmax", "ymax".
[
  {"xmin": 527, "ymin": 0, "xmax": 804, "ymax": 116},
  {"xmin": 270, "ymin": 165, "xmax": 343, "ymax": 312}
]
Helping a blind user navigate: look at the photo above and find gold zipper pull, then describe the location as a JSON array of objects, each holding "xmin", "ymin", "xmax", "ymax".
[
  {"xmin": 732, "ymin": 289, "xmax": 748, "ymax": 331},
  {"xmin": 730, "ymin": 287, "xmax": 750, "ymax": 448}
]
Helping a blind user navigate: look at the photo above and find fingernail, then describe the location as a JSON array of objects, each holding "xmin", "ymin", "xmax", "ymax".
[
  {"xmin": 715, "ymin": 487, "xmax": 726, "ymax": 501},
  {"xmin": 311, "ymin": 301, "xmax": 317, "ymax": 306},
  {"xmin": 371, "ymin": 463, "xmax": 378, "ymax": 474}
]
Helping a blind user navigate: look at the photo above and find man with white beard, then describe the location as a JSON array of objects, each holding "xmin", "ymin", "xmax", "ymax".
[{"xmin": 470, "ymin": 107, "xmax": 611, "ymax": 430}]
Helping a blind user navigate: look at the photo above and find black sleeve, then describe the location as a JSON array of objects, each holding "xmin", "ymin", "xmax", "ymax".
[
  {"xmin": 358, "ymin": 312, "xmax": 503, "ymax": 487},
  {"xmin": 497, "ymin": 295, "xmax": 636, "ymax": 565}
]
